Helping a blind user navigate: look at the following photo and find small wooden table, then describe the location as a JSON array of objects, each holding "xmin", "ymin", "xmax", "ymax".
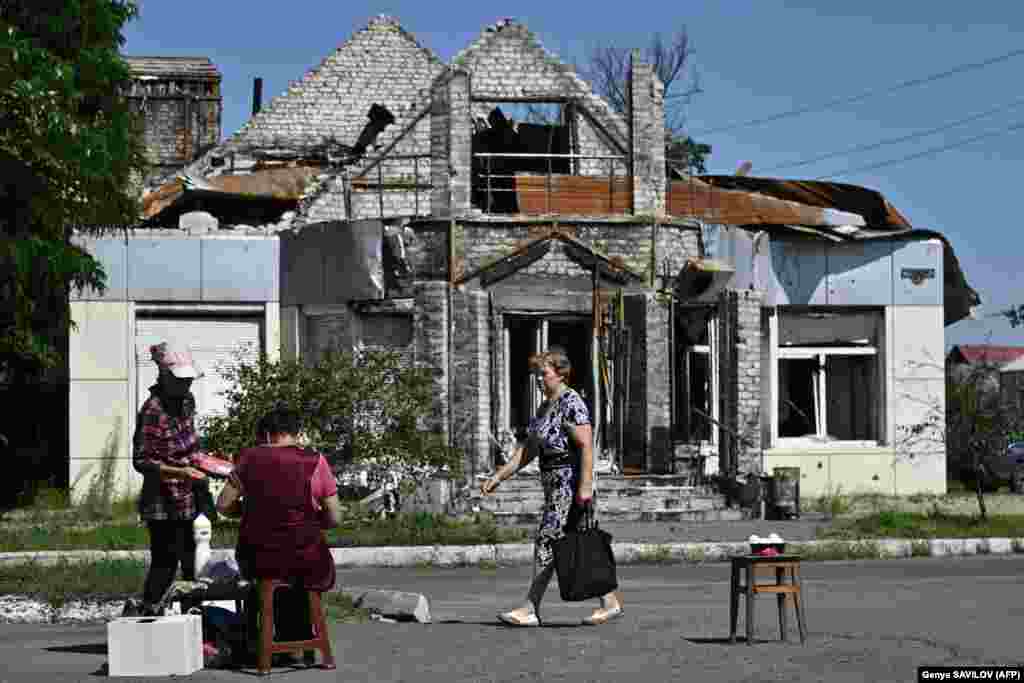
[{"xmin": 728, "ymin": 554, "xmax": 806, "ymax": 645}]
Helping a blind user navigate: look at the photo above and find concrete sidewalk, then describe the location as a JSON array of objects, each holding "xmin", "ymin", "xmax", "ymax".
[{"xmin": 1, "ymin": 516, "xmax": 1021, "ymax": 568}]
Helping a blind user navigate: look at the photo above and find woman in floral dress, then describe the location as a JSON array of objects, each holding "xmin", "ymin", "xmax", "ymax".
[{"xmin": 480, "ymin": 347, "xmax": 624, "ymax": 626}]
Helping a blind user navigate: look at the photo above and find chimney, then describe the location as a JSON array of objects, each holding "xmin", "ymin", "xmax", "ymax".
[
  {"xmin": 252, "ymin": 77, "xmax": 263, "ymax": 116},
  {"xmin": 629, "ymin": 50, "xmax": 666, "ymax": 217}
]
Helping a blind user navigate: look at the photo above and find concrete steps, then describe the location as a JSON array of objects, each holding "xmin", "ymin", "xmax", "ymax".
[
  {"xmin": 492, "ymin": 508, "xmax": 745, "ymax": 524},
  {"xmin": 476, "ymin": 474, "xmax": 740, "ymax": 524}
]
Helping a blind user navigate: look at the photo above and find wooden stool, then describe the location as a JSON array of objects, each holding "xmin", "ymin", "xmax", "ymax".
[
  {"xmin": 729, "ymin": 555, "xmax": 806, "ymax": 645},
  {"xmin": 256, "ymin": 579, "xmax": 335, "ymax": 675}
]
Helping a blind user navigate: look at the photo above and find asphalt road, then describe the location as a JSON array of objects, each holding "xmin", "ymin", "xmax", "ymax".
[{"xmin": 2, "ymin": 556, "xmax": 1022, "ymax": 682}]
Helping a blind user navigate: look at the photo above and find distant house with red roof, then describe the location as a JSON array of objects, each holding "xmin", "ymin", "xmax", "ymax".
[{"xmin": 946, "ymin": 345, "xmax": 1024, "ymax": 368}]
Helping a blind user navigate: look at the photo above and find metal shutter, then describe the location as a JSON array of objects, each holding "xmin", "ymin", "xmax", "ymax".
[{"xmin": 135, "ymin": 317, "xmax": 263, "ymax": 434}]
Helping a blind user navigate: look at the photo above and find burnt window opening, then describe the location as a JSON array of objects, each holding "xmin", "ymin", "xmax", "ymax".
[
  {"xmin": 503, "ymin": 314, "xmax": 595, "ymax": 439},
  {"xmin": 472, "ymin": 104, "xmax": 573, "ymax": 213},
  {"xmin": 674, "ymin": 307, "xmax": 717, "ymax": 445},
  {"xmin": 776, "ymin": 308, "xmax": 883, "ymax": 443}
]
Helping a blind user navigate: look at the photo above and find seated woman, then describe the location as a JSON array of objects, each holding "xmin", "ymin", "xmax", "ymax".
[{"xmin": 216, "ymin": 406, "xmax": 343, "ymax": 657}]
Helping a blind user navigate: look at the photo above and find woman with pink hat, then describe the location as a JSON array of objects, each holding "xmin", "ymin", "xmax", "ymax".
[{"xmin": 130, "ymin": 342, "xmax": 208, "ymax": 616}]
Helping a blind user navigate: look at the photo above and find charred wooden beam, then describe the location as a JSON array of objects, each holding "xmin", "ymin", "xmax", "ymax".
[
  {"xmin": 562, "ymin": 241, "xmax": 642, "ymax": 285},
  {"xmin": 480, "ymin": 240, "xmax": 552, "ymax": 287}
]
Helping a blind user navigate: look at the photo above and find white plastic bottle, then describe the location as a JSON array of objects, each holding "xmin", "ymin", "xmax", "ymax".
[{"xmin": 193, "ymin": 513, "xmax": 212, "ymax": 578}]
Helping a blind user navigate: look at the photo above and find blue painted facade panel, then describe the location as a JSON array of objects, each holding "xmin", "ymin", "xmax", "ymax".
[
  {"xmin": 71, "ymin": 238, "xmax": 127, "ymax": 301},
  {"xmin": 893, "ymin": 239, "xmax": 943, "ymax": 306},
  {"xmin": 127, "ymin": 238, "xmax": 202, "ymax": 301},
  {"xmin": 200, "ymin": 238, "xmax": 279, "ymax": 302},
  {"xmin": 766, "ymin": 238, "xmax": 828, "ymax": 305},
  {"xmin": 826, "ymin": 240, "xmax": 893, "ymax": 306}
]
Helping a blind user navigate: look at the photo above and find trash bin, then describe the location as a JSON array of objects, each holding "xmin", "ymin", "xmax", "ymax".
[{"xmin": 771, "ymin": 467, "xmax": 801, "ymax": 519}]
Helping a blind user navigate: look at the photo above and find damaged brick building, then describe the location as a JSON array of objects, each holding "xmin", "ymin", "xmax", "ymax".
[{"xmin": 70, "ymin": 16, "xmax": 978, "ymax": 509}]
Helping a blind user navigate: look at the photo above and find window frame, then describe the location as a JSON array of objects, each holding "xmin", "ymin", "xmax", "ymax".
[
  {"xmin": 770, "ymin": 307, "xmax": 886, "ymax": 450},
  {"xmin": 674, "ymin": 309, "xmax": 719, "ymax": 454}
]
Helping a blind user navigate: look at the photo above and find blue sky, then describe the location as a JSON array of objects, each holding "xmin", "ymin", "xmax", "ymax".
[{"xmin": 123, "ymin": 0, "xmax": 1022, "ymax": 348}]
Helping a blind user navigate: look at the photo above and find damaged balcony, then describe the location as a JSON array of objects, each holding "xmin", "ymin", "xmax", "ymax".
[{"xmin": 470, "ymin": 102, "xmax": 631, "ymax": 216}]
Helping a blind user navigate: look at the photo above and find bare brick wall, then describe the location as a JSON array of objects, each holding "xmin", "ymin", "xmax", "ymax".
[
  {"xmin": 734, "ymin": 290, "xmax": 763, "ymax": 474},
  {"xmin": 427, "ymin": 69, "xmax": 471, "ymax": 217},
  {"xmin": 628, "ymin": 52, "xmax": 666, "ymax": 216},
  {"xmin": 423, "ymin": 220, "xmax": 700, "ymax": 284},
  {"xmin": 183, "ymin": 16, "xmax": 444, "ymax": 224},
  {"xmin": 414, "ymin": 281, "xmax": 450, "ymax": 437},
  {"xmin": 576, "ymin": 113, "xmax": 629, "ymax": 177},
  {"xmin": 717, "ymin": 289, "xmax": 763, "ymax": 476},
  {"xmin": 430, "ymin": 73, "xmax": 453, "ymax": 217},
  {"xmin": 128, "ymin": 75, "xmax": 221, "ymax": 185},
  {"xmin": 305, "ymin": 306, "xmax": 359, "ymax": 361},
  {"xmin": 450, "ymin": 21, "xmax": 628, "ymax": 147},
  {"xmin": 216, "ymin": 17, "xmax": 443, "ymax": 158},
  {"xmin": 645, "ymin": 293, "xmax": 673, "ymax": 472},
  {"xmin": 449, "ymin": 74, "xmax": 473, "ymax": 215},
  {"xmin": 655, "ymin": 224, "xmax": 699, "ymax": 279},
  {"xmin": 450, "ymin": 288, "xmax": 491, "ymax": 477},
  {"xmin": 448, "ymin": 19, "xmax": 630, "ymax": 201}
]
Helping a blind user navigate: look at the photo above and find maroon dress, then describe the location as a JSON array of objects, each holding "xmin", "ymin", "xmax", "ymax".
[{"xmin": 234, "ymin": 446, "xmax": 336, "ymax": 593}]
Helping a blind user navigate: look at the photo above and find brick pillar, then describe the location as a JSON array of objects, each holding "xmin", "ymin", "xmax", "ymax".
[
  {"xmin": 717, "ymin": 289, "xmax": 763, "ymax": 476},
  {"xmin": 430, "ymin": 76, "xmax": 451, "ymax": 218},
  {"xmin": 414, "ymin": 281, "xmax": 450, "ymax": 438},
  {"xmin": 430, "ymin": 70, "xmax": 471, "ymax": 218},
  {"xmin": 629, "ymin": 50, "xmax": 666, "ymax": 217},
  {"xmin": 645, "ymin": 292, "xmax": 672, "ymax": 473},
  {"xmin": 450, "ymin": 287, "xmax": 491, "ymax": 478}
]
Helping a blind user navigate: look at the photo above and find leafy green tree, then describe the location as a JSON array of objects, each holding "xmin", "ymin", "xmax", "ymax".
[
  {"xmin": 201, "ymin": 348, "xmax": 464, "ymax": 512},
  {"xmin": 0, "ymin": 0, "xmax": 148, "ymax": 380}
]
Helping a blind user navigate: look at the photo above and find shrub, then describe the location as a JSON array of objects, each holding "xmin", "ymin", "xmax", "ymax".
[
  {"xmin": 201, "ymin": 347, "xmax": 464, "ymax": 511},
  {"xmin": 813, "ymin": 485, "xmax": 851, "ymax": 519},
  {"xmin": 636, "ymin": 545, "xmax": 674, "ymax": 564}
]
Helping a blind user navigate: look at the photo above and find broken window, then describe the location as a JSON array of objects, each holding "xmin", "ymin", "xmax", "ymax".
[
  {"xmin": 674, "ymin": 307, "xmax": 717, "ymax": 446},
  {"xmin": 472, "ymin": 104, "xmax": 573, "ymax": 213},
  {"xmin": 503, "ymin": 314, "xmax": 595, "ymax": 438},
  {"xmin": 776, "ymin": 308, "xmax": 883, "ymax": 443}
]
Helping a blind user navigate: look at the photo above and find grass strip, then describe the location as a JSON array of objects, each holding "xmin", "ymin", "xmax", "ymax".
[
  {"xmin": 0, "ymin": 558, "xmax": 147, "ymax": 609},
  {"xmin": 817, "ymin": 511, "xmax": 1024, "ymax": 540},
  {"xmin": 0, "ymin": 512, "xmax": 529, "ymax": 553}
]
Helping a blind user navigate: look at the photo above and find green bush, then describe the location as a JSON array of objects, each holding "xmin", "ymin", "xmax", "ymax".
[{"xmin": 201, "ymin": 347, "xmax": 463, "ymax": 510}]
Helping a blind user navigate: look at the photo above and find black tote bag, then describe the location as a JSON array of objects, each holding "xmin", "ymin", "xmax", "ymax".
[{"xmin": 552, "ymin": 503, "xmax": 618, "ymax": 602}]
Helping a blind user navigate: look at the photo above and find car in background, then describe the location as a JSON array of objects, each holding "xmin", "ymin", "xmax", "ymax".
[{"xmin": 978, "ymin": 442, "xmax": 1024, "ymax": 493}]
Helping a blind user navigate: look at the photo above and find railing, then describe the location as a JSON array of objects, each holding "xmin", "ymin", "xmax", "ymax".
[
  {"xmin": 472, "ymin": 152, "xmax": 628, "ymax": 215},
  {"xmin": 349, "ymin": 153, "xmax": 433, "ymax": 218},
  {"xmin": 344, "ymin": 152, "xmax": 705, "ymax": 219}
]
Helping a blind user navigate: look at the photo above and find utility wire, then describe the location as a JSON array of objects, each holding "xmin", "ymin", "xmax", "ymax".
[
  {"xmin": 690, "ymin": 47, "xmax": 1024, "ymax": 136},
  {"xmin": 817, "ymin": 120, "xmax": 1024, "ymax": 179},
  {"xmin": 761, "ymin": 97, "xmax": 1024, "ymax": 173}
]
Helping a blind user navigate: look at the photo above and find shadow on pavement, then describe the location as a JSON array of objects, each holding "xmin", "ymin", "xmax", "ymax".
[
  {"xmin": 439, "ymin": 618, "xmax": 600, "ymax": 629},
  {"xmin": 45, "ymin": 642, "xmax": 108, "ymax": 655}
]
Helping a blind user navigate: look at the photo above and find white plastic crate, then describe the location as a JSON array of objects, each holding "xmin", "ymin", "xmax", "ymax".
[{"xmin": 107, "ymin": 614, "xmax": 203, "ymax": 677}]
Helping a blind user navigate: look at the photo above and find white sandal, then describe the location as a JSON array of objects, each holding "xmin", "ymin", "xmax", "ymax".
[
  {"xmin": 582, "ymin": 605, "xmax": 624, "ymax": 625},
  {"xmin": 498, "ymin": 610, "xmax": 541, "ymax": 627}
]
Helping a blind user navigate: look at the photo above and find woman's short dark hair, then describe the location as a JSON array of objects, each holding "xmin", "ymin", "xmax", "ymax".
[
  {"xmin": 528, "ymin": 346, "xmax": 573, "ymax": 383},
  {"xmin": 257, "ymin": 406, "xmax": 302, "ymax": 438}
]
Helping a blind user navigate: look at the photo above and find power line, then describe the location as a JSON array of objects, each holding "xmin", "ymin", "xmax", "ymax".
[
  {"xmin": 690, "ymin": 46, "xmax": 1024, "ymax": 136},
  {"xmin": 761, "ymin": 97, "xmax": 1024, "ymax": 173},
  {"xmin": 817, "ymin": 120, "xmax": 1024, "ymax": 179}
]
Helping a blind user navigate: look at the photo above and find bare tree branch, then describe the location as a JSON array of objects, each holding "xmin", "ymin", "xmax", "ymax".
[{"xmin": 578, "ymin": 25, "xmax": 709, "ymax": 171}]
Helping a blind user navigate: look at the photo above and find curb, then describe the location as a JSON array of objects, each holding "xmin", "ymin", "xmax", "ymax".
[{"xmin": 1, "ymin": 538, "xmax": 1022, "ymax": 568}]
